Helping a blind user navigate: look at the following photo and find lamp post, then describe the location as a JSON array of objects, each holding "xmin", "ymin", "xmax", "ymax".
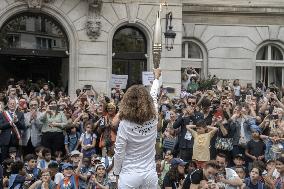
[
  {"xmin": 152, "ymin": 2, "xmax": 176, "ymax": 68},
  {"xmin": 164, "ymin": 12, "xmax": 176, "ymax": 51}
]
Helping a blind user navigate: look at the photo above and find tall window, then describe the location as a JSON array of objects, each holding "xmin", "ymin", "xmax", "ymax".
[
  {"xmin": 112, "ymin": 26, "xmax": 147, "ymax": 89},
  {"xmin": 7, "ymin": 34, "xmax": 20, "ymax": 48},
  {"xmin": 36, "ymin": 37, "xmax": 52, "ymax": 49},
  {"xmin": 256, "ymin": 45, "xmax": 283, "ymax": 61},
  {"xmin": 0, "ymin": 13, "xmax": 67, "ymax": 50},
  {"xmin": 256, "ymin": 44, "xmax": 284, "ymax": 87},
  {"xmin": 181, "ymin": 40, "xmax": 206, "ymax": 77},
  {"xmin": 182, "ymin": 41, "xmax": 203, "ymax": 59}
]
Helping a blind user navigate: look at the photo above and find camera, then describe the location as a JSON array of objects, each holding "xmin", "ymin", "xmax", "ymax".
[
  {"xmin": 270, "ymin": 114, "xmax": 278, "ymax": 119},
  {"xmin": 83, "ymin": 85, "xmax": 92, "ymax": 92},
  {"xmin": 99, "ymin": 117, "xmax": 106, "ymax": 128}
]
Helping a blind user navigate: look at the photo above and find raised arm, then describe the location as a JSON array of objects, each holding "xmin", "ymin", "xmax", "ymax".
[
  {"xmin": 273, "ymin": 93, "xmax": 284, "ymax": 110},
  {"xmin": 186, "ymin": 124, "xmax": 196, "ymax": 131},
  {"xmin": 259, "ymin": 98, "xmax": 269, "ymax": 113},
  {"xmin": 207, "ymin": 125, "xmax": 218, "ymax": 135},
  {"xmin": 150, "ymin": 68, "xmax": 161, "ymax": 113}
]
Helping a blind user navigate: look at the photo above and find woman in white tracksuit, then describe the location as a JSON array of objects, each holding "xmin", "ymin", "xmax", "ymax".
[{"xmin": 113, "ymin": 68, "xmax": 161, "ymax": 189}]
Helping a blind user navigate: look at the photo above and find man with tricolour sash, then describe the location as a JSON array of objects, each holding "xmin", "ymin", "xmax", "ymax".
[{"xmin": 0, "ymin": 99, "xmax": 25, "ymax": 162}]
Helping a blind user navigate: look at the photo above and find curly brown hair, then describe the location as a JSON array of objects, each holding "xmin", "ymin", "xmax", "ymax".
[{"xmin": 119, "ymin": 85, "xmax": 156, "ymax": 124}]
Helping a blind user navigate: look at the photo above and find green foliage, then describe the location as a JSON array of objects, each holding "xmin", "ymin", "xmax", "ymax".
[{"xmin": 198, "ymin": 75, "xmax": 219, "ymax": 91}]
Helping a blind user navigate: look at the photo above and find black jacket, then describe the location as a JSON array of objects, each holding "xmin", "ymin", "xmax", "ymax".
[
  {"xmin": 0, "ymin": 111, "xmax": 25, "ymax": 146},
  {"xmin": 173, "ymin": 112, "xmax": 203, "ymax": 149}
]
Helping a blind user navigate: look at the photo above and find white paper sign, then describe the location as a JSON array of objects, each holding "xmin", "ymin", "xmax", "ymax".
[
  {"xmin": 111, "ymin": 74, "xmax": 128, "ymax": 89},
  {"xmin": 142, "ymin": 72, "xmax": 155, "ymax": 86}
]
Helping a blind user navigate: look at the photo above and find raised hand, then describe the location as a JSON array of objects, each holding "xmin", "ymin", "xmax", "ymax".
[
  {"xmin": 153, "ymin": 68, "xmax": 161, "ymax": 80},
  {"xmin": 13, "ymin": 114, "xmax": 18, "ymax": 123}
]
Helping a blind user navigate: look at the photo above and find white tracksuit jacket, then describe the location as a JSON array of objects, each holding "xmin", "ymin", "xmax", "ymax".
[{"xmin": 113, "ymin": 79, "xmax": 160, "ymax": 189}]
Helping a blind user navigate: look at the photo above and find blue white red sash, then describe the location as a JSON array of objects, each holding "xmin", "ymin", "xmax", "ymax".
[{"xmin": 2, "ymin": 111, "xmax": 21, "ymax": 140}]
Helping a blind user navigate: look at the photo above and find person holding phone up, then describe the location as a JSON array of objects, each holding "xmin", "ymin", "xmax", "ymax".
[{"xmin": 40, "ymin": 100, "xmax": 68, "ymax": 155}]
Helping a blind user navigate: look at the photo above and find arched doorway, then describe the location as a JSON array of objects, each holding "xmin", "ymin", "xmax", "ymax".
[
  {"xmin": 0, "ymin": 12, "xmax": 69, "ymax": 91},
  {"xmin": 112, "ymin": 26, "xmax": 147, "ymax": 89}
]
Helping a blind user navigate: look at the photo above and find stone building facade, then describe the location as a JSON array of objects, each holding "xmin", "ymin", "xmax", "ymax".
[{"xmin": 0, "ymin": 0, "xmax": 284, "ymax": 96}]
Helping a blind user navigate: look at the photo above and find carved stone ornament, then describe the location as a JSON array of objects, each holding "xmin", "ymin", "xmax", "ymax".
[
  {"xmin": 85, "ymin": 0, "xmax": 103, "ymax": 40},
  {"xmin": 17, "ymin": 0, "xmax": 54, "ymax": 9},
  {"xmin": 88, "ymin": 0, "xmax": 103, "ymax": 14},
  {"xmin": 27, "ymin": 0, "xmax": 42, "ymax": 8},
  {"xmin": 86, "ymin": 17, "xmax": 102, "ymax": 40},
  {"xmin": 42, "ymin": 0, "xmax": 54, "ymax": 2}
]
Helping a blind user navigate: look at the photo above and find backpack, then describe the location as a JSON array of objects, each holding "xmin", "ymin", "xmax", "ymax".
[
  {"xmin": 8, "ymin": 174, "xmax": 21, "ymax": 189},
  {"xmin": 39, "ymin": 160, "xmax": 46, "ymax": 170},
  {"xmin": 67, "ymin": 132, "xmax": 80, "ymax": 144},
  {"xmin": 32, "ymin": 168, "xmax": 40, "ymax": 180},
  {"xmin": 82, "ymin": 133, "xmax": 96, "ymax": 157},
  {"xmin": 104, "ymin": 156, "xmax": 109, "ymax": 168},
  {"xmin": 181, "ymin": 169, "xmax": 202, "ymax": 189}
]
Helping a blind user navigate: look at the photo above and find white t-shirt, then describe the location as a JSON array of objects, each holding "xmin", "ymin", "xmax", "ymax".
[
  {"xmin": 225, "ymin": 168, "xmax": 240, "ymax": 189},
  {"xmin": 54, "ymin": 172, "xmax": 64, "ymax": 184},
  {"xmin": 217, "ymin": 168, "xmax": 240, "ymax": 189}
]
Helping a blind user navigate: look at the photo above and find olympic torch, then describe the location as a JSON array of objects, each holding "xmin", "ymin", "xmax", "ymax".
[{"xmin": 153, "ymin": 11, "xmax": 162, "ymax": 69}]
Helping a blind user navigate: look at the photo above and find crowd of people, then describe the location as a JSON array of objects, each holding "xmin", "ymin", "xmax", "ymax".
[{"xmin": 0, "ymin": 66, "xmax": 283, "ymax": 189}]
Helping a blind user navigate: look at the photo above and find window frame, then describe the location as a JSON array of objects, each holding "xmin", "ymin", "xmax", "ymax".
[
  {"xmin": 256, "ymin": 44, "xmax": 284, "ymax": 67},
  {"xmin": 255, "ymin": 43, "xmax": 284, "ymax": 88},
  {"xmin": 181, "ymin": 39, "xmax": 207, "ymax": 78}
]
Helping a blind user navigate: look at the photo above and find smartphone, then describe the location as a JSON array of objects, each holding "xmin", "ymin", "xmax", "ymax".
[
  {"xmin": 165, "ymin": 111, "xmax": 171, "ymax": 120},
  {"xmin": 166, "ymin": 87, "xmax": 175, "ymax": 93},
  {"xmin": 162, "ymin": 88, "xmax": 168, "ymax": 94},
  {"xmin": 273, "ymin": 114, "xmax": 279, "ymax": 119},
  {"xmin": 246, "ymin": 95, "xmax": 252, "ymax": 102},
  {"xmin": 83, "ymin": 85, "xmax": 92, "ymax": 91}
]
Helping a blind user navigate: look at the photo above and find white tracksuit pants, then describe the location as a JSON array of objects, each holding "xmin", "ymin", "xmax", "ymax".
[{"xmin": 118, "ymin": 169, "xmax": 158, "ymax": 189}]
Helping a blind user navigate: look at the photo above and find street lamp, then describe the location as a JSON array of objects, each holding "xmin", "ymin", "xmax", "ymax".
[
  {"xmin": 153, "ymin": 2, "xmax": 176, "ymax": 68},
  {"xmin": 164, "ymin": 12, "xmax": 176, "ymax": 51}
]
